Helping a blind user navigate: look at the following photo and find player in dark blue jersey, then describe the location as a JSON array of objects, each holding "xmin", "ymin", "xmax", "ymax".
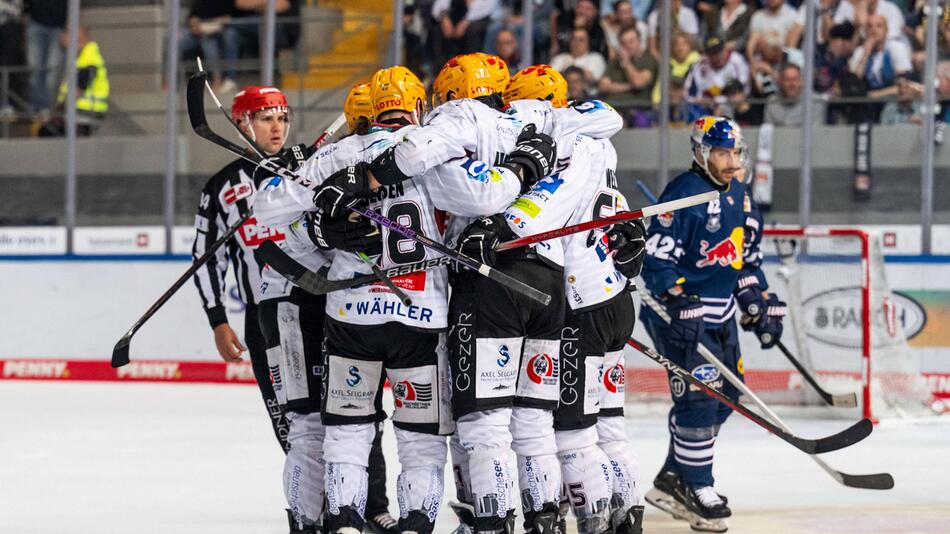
[{"xmin": 639, "ymin": 117, "xmax": 786, "ymax": 533}]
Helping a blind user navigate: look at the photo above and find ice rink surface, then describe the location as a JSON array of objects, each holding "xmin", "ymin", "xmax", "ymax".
[{"xmin": 2, "ymin": 381, "xmax": 949, "ymax": 534}]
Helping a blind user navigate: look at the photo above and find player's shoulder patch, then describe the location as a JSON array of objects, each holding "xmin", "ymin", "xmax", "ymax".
[{"xmin": 570, "ymin": 99, "xmax": 614, "ymax": 114}]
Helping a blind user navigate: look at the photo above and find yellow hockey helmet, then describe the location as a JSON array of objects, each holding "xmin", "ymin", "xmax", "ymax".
[
  {"xmin": 502, "ymin": 64, "xmax": 568, "ymax": 108},
  {"xmin": 343, "ymin": 82, "xmax": 373, "ymax": 133},
  {"xmin": 370, "ymin": 65, "xmax": 427, "ymax": 120},
  {"xmin": 473, "ymin": 52, "xmax": 511, "ymax": 94},
  {"xmin": 431, "ymin": 54, "xmax": 496, "ymax": 107}
]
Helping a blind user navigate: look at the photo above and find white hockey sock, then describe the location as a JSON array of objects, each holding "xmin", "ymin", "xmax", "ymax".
[
  {"xmin": 284, "ymin": 412, "xmax": 326, "ymax": 527},
  {"xmin": 556, "ymin": 427, "xmax": 612, "ymax": 534},
  {"xmin": 511, "ymin": 407, "xmax": 561, "ymax": 513},
  {"xmin": 394, "ymin": 428, "xmax": 447, "ymax": 524},
  {"xmin": 323, "ymin": 422, "xmax": 374, "ymax": 518},
  {"xmin": 457, "ymin": 409, "xmax": 516, "ymax": 520},
  {"xmin": 597, "ymin": 416, "xmax": 641, "ymax": 511},
  {"xmin": 449, "ymin": 432, "xmax": 473, "ymax": 504}
]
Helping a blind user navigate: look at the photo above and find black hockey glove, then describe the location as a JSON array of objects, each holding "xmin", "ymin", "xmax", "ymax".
[
  {"xmin": 607, "ymin": 218, "xmax": 646, "ymax": 279},
  {"xmin": 754, "ymin": 294, "xmax": 787, "ymax": 349},
  {"xmin": 664, "ymin": 292, "xmax": 704, "ymax": 352},
  {"xmin": 313, "ymin": 162, "xmax": 371, "ymax": 218},
  {"xmin": 453, "ymin": 214, "xmax": 516, "ymax": 271},
  {"xmin": 305, "ymin": 210, "xmax": 381, "ymax": 255},
  {"xmin": 736, "ymin": 273, "xmax": 767, "ymax": 332},
  {"xmin": 498, "ymin": 124, "xmax": 556, "ymax": 193}
]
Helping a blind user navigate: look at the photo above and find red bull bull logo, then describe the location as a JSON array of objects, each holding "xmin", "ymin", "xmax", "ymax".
[{"xmin": 695, "ymin": 227, "xmax": 744, "ymax": 269}]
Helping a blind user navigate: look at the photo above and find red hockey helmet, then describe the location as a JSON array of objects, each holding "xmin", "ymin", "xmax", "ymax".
[{"xmin": 230, "ymin": 86, "xmax": 289, "ymax": 123}]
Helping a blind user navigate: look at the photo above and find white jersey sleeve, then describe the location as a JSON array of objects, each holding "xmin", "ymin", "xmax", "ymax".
[
  {"xmin": 393, "ymin": 100, "xmax": 478, "ymax": 177},
  {"xmin": 561, "ymin": 140, "xmax": 631, "ymax": 311},
  {"xmin": 259, "ymin": 214, "xmax": 332, "ymax": 301},
  {"xmin": 425, "ymin": 157, "xmax": 522, "ymax": 217},
  {"xmin": 507, "ymin": 99, "xmax": 624, "ymax": 144}
]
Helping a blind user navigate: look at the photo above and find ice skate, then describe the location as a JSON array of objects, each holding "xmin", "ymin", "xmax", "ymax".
[{"xmin": 682, "ymin": 486, "xmax": 731, "ymax": 533}]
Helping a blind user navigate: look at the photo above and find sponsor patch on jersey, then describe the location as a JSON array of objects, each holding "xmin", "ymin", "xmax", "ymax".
[
  {"xmin": 533, "ymin": 174, "xmax": 564, "ymax": 194},
  {"xmin": 339, "ymin": 298, "xmax": 434, "ymax": 323},
  {"xmin": 657, "ymin": 211, "xmax": 674, "ymax": 227},
  {"xmin": 368, "ymin": 270, "xmax": 426, "ymax": 292},
  {"xmin": 505, "ymin": 213, "xmax": 527, "ymax": 229},
  {"xmin": 461, "ymin": 158, "xmax": 503, "ymax": 183},
  {"xmin": 737, "ymin": 356, "xmax": 744, "ymax": 375},
  {"xmin": 237, "ymin": 217, "xmax": 286, "ymax": 247},
  {"xmin": 393, "ymin": 380, "xmax": 433, "ymax": 407},
  {"xmin": 526, "ymin": 353, "xmax": 558, "ymax": 386},
  {"xmin": 670, "ymin": 376, "xmax": 686, "ymax": 397},
  {"xmin": 695, "ymin": 227, "xmax": 744, "ymax": 269},
  {"xmin": 325, "ymin": 355, "xmax": 381, "ymax": 417},
  {"xmin": 691, "ymin": 364, "xmax": 720, "ymax": 383},
  {"xmin": 603, "ymin": 363, "xmax": 624, "ymax": 393},
  {"xmin": 223, "ymin": 183, "xmax": 253, "ymax": 205},
  {"xmin": 510, "ymin": 198, "xmax": 541, "ymax": 218}
]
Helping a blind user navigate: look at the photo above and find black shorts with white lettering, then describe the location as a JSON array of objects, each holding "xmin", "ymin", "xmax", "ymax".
[
  {"xmin": 258, "ymin": 288, "xmax": 327, "ymax": 414},
  {"xmin": 554, "ymin": 291, "xmax": 635, "ymax": 431},
  {"xmin": 322, "ymin": 319, "xmax": 447, "ymax": 435},
  {"xmin": 449, "ymin": 257, "xmax": 566, "ymax": 419}
]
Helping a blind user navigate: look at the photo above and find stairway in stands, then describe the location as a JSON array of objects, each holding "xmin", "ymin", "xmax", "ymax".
[{"xmin": 283, "ymin": 0, "xmax": 392, "ymax": 89}]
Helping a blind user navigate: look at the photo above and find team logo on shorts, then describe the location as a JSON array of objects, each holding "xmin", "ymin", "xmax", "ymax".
[
  {"xmin": 603, "ymin": 363, "xmax": 625, "ymax": 393},
  {"xmin": 527, "ymin": 353, "xmax": 558, "ymax": 385},
  {"xmin": 393, "ymin": 380, "xmax": 433, "ymax": 408},
  {"xmin": 346, "ymin": 366, "xmax": 362, "ymax": 388}
]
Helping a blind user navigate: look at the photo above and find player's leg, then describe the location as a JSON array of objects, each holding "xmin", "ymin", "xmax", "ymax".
[
  {"xmin": 321, "ymin": 319, "xmax": 388, "ymax": 534},
  {"xmin": 247, "ymin": 304, "xmax": 290, "ymax": 452},
  {"xmin": 448, "ymin": 432, "xmax": 476, "ymax": 533},
  {"xmin": 513, "ymin": 260, "xmax": 567, "ymax": 534},
  {"xmin": 386, "ymin": 328, "xmax": 452, "ymax": 534},
  {"xmin": 555, "ymin": 306, "xmax": 612, "ymax": 534},
  {"xmin": 365, "ymin": 422, "xmax": 398, "ymax": 534},
  {"xmin": 448, "ymin": 271, "xmax": 524, "ymax": 534},
  {"xmin": 258, "ymin": 292, "xmax": 328, "ymax": 533},
  {"xmin": 596, "ymin": 294, "xmax": 643, "ymax": 534}
]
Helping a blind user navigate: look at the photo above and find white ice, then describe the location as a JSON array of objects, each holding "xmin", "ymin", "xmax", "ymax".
[{"xmin": 2, "ymin": 381, "xmax": 949, "ymax": 534}]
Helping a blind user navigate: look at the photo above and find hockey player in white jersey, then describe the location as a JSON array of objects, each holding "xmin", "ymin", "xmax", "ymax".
[{"xmin": 501, "ymin": 67, "xmax": 647, "ymax": 534}]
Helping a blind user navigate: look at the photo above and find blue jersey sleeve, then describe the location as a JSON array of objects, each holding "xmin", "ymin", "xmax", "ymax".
[{"xmin": 641, "ymin": 179, "xmax": 702, "ymax": 295}]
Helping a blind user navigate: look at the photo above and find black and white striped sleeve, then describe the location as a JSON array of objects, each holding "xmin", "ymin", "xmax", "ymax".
[{"xmin": 192, "ymin": 178, "xmax": 230, "ymax": 329}]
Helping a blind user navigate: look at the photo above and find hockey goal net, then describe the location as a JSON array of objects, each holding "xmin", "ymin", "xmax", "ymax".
[{"xmin": 627, "ymin": 227, "xmax": 934, "ymax": 421}]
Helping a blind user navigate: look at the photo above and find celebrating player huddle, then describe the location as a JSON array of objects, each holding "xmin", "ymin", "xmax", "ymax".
[{"xmin": 192, "ymin": 52, "xmax": 784, "ymax": 534}]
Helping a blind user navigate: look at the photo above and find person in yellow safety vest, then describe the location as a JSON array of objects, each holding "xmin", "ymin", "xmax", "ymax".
[{"xmin": 42, "ymin": 26, "xmax": 108, "ymax": 136}]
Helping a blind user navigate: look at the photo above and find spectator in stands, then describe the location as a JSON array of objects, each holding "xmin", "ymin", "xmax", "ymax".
[
  {"xmin": 0, "ymin": 0, "xmax": 29, "ymax": 115},
  {"xmin": 719, "ymin": 78, "xmax": 763, "ymax": 124},
  {"xmin": 602, "ymin": 0, "xmax": 647, "ymax": 54},
  {"xmin": 835, "ymin": 0, "xmax": 905, "ymax": 43},
  {"xmin": 563, "ymin": 65, "xmax": 590, "ymax": 100},
  {"xmin": 494, "ymin": 28, "xmax": 521, "ymax": 70},
  {"xmin": 40, "ymin": 27, "xmax": 108, "ymax": 137},
  {"xmin": 433, "ymin": 0, "xmax": 498, "ymax": 66},
  {"xmin": 764, "ymin": 63, "xmax": 825, "ymax": 125},
  {"xmin": 786, "ymin": 0, "xmax": 839, "ymax": 48},
  {"xmin": 647, "ymin": 0, "xmax": 700, "ymax": 56},
  {"xmin": 664, "ymin": 76, "xmax": 695, "ymax": 126},
  {"xmin": 749, "ymin": 44, "xmax": 783, "ymax": 98},
  {"xmin": 849, "ymin": 14, "xmax": 911, "ymax": 100},
  {"xmin": 684, "ymin": 35, "xmax": 749, "ymax": 113},
  {"xmin": 180, "ymin": 0, "xmax": 239, "ymax": 92},
  {"xmin": 483, "ymin": 0, "xmax": 552, "ymax": 62},
  {"xmin": 551, "ymin": 27, "xmax": 607, "ymax": 87},
  {"xmin": 552, "ymin": 0, "xmax": 609, "ymax": 58},
  {"xmin": 746, "ymin": 0, "xmax": 799, "ymax": 63},
  {"xmin": 701, "ymin": 0, "xmax": 754, "ymax": 54},
  {"xmin": 597, "ymin": 25, "xmax": 657, "ymax": 125},
  {"xmin": 814, "ymin": 21, "xmax": 856, "ymax": 95},
  {"xmin": 26, "ymin": 0, "xmax": 66, "ymax": 115},
  {"xmin": 652, "ymin": 31, "xmax": 701, "ymax": 104},
  {"xmin": 231, "ymin": 0, "xmax": 301, "ymax": 62},
  {"xmin": 880, "ymin": 74, "xmax": 925, "ymax": 124}
]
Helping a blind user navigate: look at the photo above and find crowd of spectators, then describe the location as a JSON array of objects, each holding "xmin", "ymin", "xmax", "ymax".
[{"xmin": 403, "ymin": 0, "xmax": 950, "ymax": 129}]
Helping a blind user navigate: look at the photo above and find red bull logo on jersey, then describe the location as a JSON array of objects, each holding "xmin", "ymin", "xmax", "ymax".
[
  {"xmin": 526, "ymin": 353, "xmax": 558, "ymax": 386},
  {"xmin": 238, "ymin": 217, "xmax": 285, "ymax": 247},
  {"xmin": 695, "ymin": 227, "xmax": 744, "ymax": 269}
]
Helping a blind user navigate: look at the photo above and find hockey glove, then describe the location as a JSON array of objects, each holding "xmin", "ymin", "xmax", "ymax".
[
  {"xmin": 735, "ymin": 274, "xmax": 767, "ymax": 331},
  {"xmin": 313, "ymin": 162, "xmax": 371, "ymax": 218},
  {"xmin": 607, "ymin": 218, "xmax": 646, "ymax": 279},
  {"xmin": 305, "ymin": 210, "xmax": 381, "ymax": 255},
  {"xmin": 453, "ymin": 214, "xmax": 516, "ymax": 271},
  {"xmin": 754, "ymin": 294, "xmax": 787, "ymax": 349},
  {"xmin": 664, "ymin": 292, "xmax": 704, "ymax": 352},
  {"xmin": 498, "ymin": 124, "xmax": 556, "ymax": 193}
]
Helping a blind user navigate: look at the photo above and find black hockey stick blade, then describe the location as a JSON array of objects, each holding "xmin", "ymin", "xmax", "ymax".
[
  {"xmin": 187, "ymin": 71, "xmax": 247, "ymax": 156},
  {"xmin": 776, "ymin": 340, "xmax": 859, "ymax": 408},
  {"xmin": 111, "ymin": 333, "xmax": 132, "ymax": 368},
  {"xmin": 626, "ymin": 338, "xmax": 873, "ymax": 455},
  {"xmin": 835, "ymin": 469, "xmax": 895, "ymax": 490}
]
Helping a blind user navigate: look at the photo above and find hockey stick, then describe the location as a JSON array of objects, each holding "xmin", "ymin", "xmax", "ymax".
[
  {"xmin": 192, "ymin": 72, "xmax": 552, "ymax": 306},
  {"xmin": 774, "ymin": 339, "xmax": 859, "ymax": 408},
  {"xmin": 495, "ymin": 190, "xmax": 718, "ymax": 252},
  {"xmin": 256, "ymin": 240, "xmax": 452, "ymax": 295},
  {"xmin": 110, "ymin": 66, "xmax": 345, "ymax": 369},
  {"xmin": 313, "ymin": 113, "xmax": 347, "ymax": 148},
  {"xmin": 625, "ymin": 338, "xmax": 873, "ymax": 455},
  {"xmin": 357, "ymin": 251, "xmax": 413, "ymax": 306},
  {"xmin": 638, "ymin": 291, "xmax": 891, "ymax": 487}
]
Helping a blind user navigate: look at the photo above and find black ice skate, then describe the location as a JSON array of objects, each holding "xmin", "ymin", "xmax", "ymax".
[
  {"xmin": 682, "ymin": 486, "xmax": 731, "ymax": 533},
  {"xmin": 448, "ymin": 501, "xmax": 475, "ymax": 534},
  {"xmin": 285, "ymin": 509, "xmax": 321, "ymax": 534},
  {"xmin": 644, "ymin": 470, "xmax": 690, "ymax": 521},
  {"xmin": 610, "ymin": 504, "xmax": 644, "ymax": 534},
  {"xmin": 364, "ymin": 511, "xmax": 399, "ymax": 534},
  {"xmin": 523, "ymin": 502, "xmax": 560, "ymax": 534}
]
